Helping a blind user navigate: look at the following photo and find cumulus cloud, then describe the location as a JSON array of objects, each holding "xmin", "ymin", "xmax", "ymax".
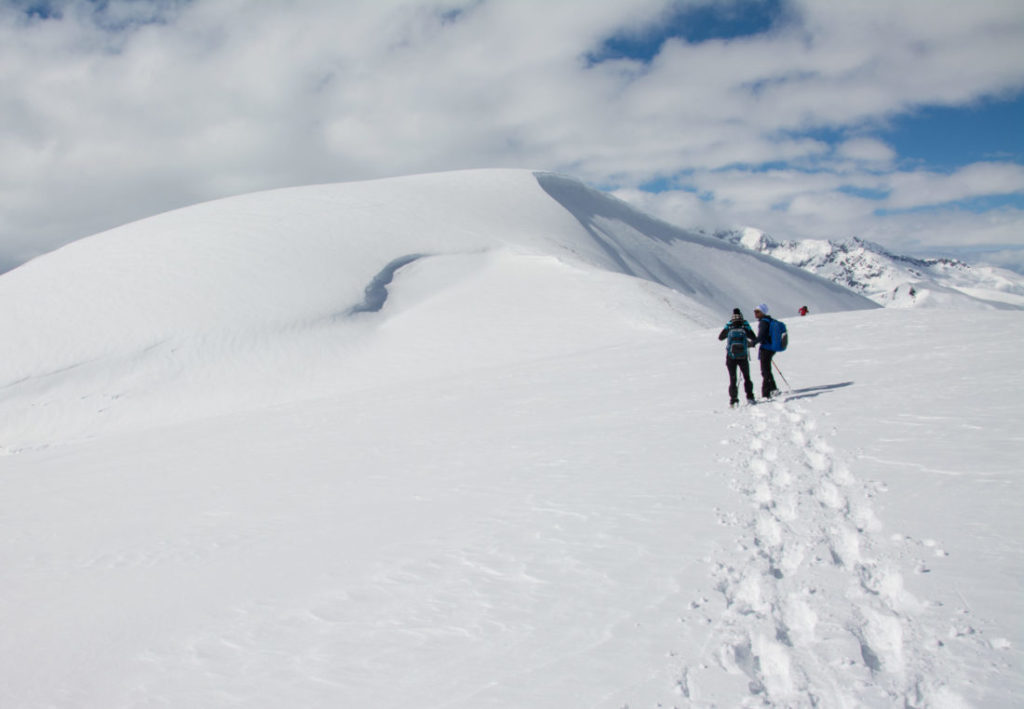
[
  {"xmin": 626, "ymin": 170, "xmax": 1024, "ymax": 259},
  {"xmin": 836, "ymin": 138, "xmax": 896, "ymax": 166},
  {"xmin": 0, "ymin": 0, "xmax": 1022, "ymax": 269},
  {"xmin": 885, "ymin": 162, "xmax": 1024, "ymax": 209}
]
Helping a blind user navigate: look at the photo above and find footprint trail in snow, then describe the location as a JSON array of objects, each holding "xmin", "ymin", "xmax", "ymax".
[{"xmin": 683, "ymin": 399, "xmax": 974, "ymax": 708}]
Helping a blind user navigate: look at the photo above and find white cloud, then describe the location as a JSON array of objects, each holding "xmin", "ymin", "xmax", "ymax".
[
  {"xmin": 618, "ymin": 176, "xmax": 1024, "ymax": 258},
  {"xmin": 611, "ymin": 186, "xmax": 722, "ymax": 232},
  {"xmin": 836, "ymin": 138, "xmax": 896, "ymax": 165},
  {"xmin": 885, "ymin": 162, "xmax": 1024, "ymax": 209},
  {"xmin": 0, "ymin": 0, "xmax": 1022, "ymax": 267},
  {"xmin": 966, "ymin": 245, "xmax": 1024, "ymax": 273}
]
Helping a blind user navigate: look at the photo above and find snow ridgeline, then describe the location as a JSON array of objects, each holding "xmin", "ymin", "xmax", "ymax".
[{"xmin": 0, "ymin": 169, "xmax": 872, "ymax": 449}]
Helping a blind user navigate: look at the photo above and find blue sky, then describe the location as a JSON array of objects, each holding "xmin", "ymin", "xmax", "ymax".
[
  {"xmin": 0, "ymin": 0, "xmax": 1022, "ymax": 272},
  {"xmin": 884, "ymin": 98, "xmax": 1024, "ymax": 170},
  {"xmin": 595, "ymin": 0, "xmax": 1023, "ymax": 176},
  {"xmin": 627, "ymin": 85, "xmax": 1024, "ymax": 212},
  {"xmin": 589, "ymin": 0, "xmax": 784, "ymax": 61},
  {"xmin": 588, "ymin": 0, "xmax": 1024, "ymax": 265}
]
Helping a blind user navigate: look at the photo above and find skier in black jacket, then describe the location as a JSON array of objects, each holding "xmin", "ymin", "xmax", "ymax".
[
  {"xmin": 718, "ymin": 308, "xmax": 757, "ymax": 406},
  {"xmin": 753, "ymin": 303, "xmax": 780, "ymax": 399}
]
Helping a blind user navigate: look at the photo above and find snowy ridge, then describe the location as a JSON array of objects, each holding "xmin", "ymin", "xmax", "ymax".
[
  {"xmin": 715, "ymin": 229, "xmax": 1024, "ymax": 310},
  {"xmin": 0, "ymin": 169, "xmax": 873, "ymax": 448}
]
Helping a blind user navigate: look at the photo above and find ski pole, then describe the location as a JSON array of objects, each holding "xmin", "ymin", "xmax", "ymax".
[{"xmin": 772, "ymin": 359, "xmax": 791, "ymax": 392}]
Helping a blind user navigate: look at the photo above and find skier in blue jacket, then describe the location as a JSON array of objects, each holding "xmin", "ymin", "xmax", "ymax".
[
  {"xmin": 718, "ymin": 308, "xmax": 757, "ymax": 406},
  {"xmin": 753, "ymin": 303, "xmax": 780, "ymax": 399}
]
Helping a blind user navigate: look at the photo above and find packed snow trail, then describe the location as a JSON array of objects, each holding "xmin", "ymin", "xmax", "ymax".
[{"xmin": 681, "ymin": 397, "xmax": 974, "ymax": 708}]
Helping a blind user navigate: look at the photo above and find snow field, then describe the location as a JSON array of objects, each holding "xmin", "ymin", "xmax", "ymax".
[
  {"xmin": 1, "ymin": 333, "xmax": 738, "ymax": 708},
  {"xmin": 2, "ymin": 308, "xmax": 1021, "ymax": 708}
]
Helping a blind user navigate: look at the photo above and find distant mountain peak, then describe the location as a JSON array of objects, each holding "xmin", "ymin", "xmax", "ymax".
[{"xmin": 711, "ymin": 228, "xmax": 1024, "ymax": 310}]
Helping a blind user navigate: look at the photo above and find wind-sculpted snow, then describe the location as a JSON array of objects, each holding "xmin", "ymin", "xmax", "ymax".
[
  {"xmin": 347, "ymin": 253, "xmax": 426, "ymax": 314},
  {"xmin": 538, "ymin": 173, "xmax": 871, "ymax": 311}
]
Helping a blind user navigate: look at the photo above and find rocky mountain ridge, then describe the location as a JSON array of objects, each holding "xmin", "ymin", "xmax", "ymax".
[{"xmin": 712, "ymin": 229, "xmax": 1024, "ymax": 310}]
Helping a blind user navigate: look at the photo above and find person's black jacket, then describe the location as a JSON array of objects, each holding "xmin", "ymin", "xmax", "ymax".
[{"xmin": 755, "ymin": 316, "xmax": 775, "ymax": 358}]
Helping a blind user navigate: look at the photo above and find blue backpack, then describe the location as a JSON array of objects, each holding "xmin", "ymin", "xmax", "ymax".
[{"xmin": 767, "ymin": 317, "xmax": 788, "ymax": 352}]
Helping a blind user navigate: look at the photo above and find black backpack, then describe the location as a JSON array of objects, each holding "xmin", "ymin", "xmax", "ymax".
[{"xmin": 726, "ymin": 325, "xmax": 750, "ymax": 359}]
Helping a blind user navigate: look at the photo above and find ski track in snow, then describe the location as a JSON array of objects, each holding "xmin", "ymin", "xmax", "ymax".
[{"xmin": 684, "ymin": 398, "xmax": 982, "ymax": 708}]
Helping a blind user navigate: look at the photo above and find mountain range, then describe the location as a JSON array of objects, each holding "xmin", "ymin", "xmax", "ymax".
[{"xmin": 711, "ymin": 228, "xmax": 1024, "ymax": 310}]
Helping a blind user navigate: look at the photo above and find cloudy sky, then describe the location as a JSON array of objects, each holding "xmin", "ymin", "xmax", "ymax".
[{"xmin": 1, "ymin": 0, "xmax": 1023, "ymax": 273}]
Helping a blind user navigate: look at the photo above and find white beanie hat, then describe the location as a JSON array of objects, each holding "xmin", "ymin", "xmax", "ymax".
[{"xmin": 755, "ymin": 303, "xmax": 769, "ymax": 315}]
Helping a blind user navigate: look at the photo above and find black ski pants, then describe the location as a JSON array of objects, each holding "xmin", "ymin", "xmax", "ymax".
[
  {"xmin": 726, "ymin": 357, "xmax": 755, "ymax": 402},
  {"xmin": 758, "ymin": 349, "xmax": 778, "ymax": 398}
]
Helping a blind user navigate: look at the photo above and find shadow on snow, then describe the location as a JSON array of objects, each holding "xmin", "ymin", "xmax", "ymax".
[{"xmin": 785, "ymin": 381, "xmax": 855, "ymax": 401}]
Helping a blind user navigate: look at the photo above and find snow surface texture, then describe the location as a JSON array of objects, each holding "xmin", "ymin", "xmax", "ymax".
[
  {"xmin": 716, "ymin": 228, "xmax": 1024, "ymax": 311},
  {"xmin": 0, "ymin": 170, "xmax": 1020, "ymax": 707}
]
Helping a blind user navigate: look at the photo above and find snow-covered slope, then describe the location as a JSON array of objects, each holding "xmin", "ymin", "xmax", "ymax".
[
  {"xmin": 717, "ymin": 228, "xmax": 1024, "ymax": 310},
  {"xmin": 2, "ymin": 170, "xmax": 1019, "ymax": 708},
  {"xmin": 0, "ymin": 169, "xmax": 873, "ymax": 447}
]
